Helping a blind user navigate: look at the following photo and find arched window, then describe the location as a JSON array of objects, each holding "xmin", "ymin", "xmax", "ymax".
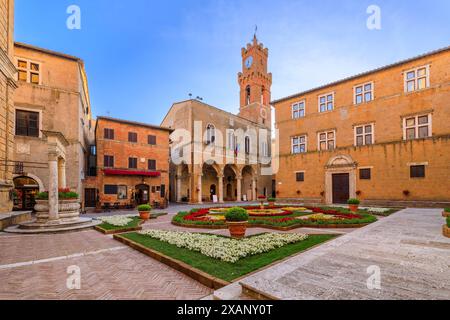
[
  {"xmin": 206, "ymin": 124, "xmax": 215, "ymax": 145},
  {"xmin": 246, "ymin": 86, "xmax": 251, "ymax": 105},
  {"xmin": 245, "ymin": 136, "xmax": 251, "ymax": 155}
]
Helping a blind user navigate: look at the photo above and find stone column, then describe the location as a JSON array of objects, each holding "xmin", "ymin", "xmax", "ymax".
[
  {"xmin": 236, "ymin": 175, "xmax": 242, "ymax": 203},
  {"xmin": 218, "ymin": 174, "xmax": 224, "ymax": 203},
  {"xmin": 197, "ymin": 174, "xmax": 203, "ymax": 204},
  {"xmin": 176, "ymin": 175, "xmax": 182, "ymax": 202},
  {"xmin": 48, "ymin": 152, "xmax": 59, "ymax": 221},
  {"xmin": 58, "ymin": 159, "xmax": 66, "ymax": 189},
  {"xmin": 252, "ymin": 178, "xmax": 257, "ymax": 202}
]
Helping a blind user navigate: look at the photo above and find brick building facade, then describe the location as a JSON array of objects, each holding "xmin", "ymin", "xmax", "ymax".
[
  {"xmin": 273, "ymin": 47, "xmax": 450, "ymax": 207},
  {"xmin": 0, "ymin": 0, "xmax": 16, "ymax": 213},
  {"xmin": 84, "ymin": 117, "xmax": 171, "ymax": 209}
]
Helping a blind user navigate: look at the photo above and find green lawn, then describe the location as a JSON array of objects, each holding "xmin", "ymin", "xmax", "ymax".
[
  {"xmin": 98, "ymin": 217, "xmax": 142, "ymax": 231},
  {"xmin": 122, "ymin": 233, "xmax": 337, "ymax": 282}
]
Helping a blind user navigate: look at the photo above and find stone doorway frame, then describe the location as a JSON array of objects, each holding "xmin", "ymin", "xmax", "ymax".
[{"xmin": 325, "ymin": 155, "xmax": 357, "ymax": 205}]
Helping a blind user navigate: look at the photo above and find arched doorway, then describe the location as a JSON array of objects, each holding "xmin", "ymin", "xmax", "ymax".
[
  {"xmin": 135, "ymin": 184, "xmax": 150, "ymax": 205},
  {"xmin": 325, "ymin": 155, "xmax": 357, "ymax": 204},
  {"xmin": 13, "ymin": 176, "xmax": 40, "ymax": 211},
  {"xmin": 224, "ymin": 165, "xmax": 237, "ymax": 201},
  {"xmin": 242, "ymin": 165, "xmax": 255, "ymax": 201},
  {"xmin": 202, "ymin": 163, "xmax": 219, "ymax": 203}
]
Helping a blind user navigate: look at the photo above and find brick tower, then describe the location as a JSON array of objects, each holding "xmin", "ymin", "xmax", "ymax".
[{"xmin": 238, "ymin": 35, "xmax": 272, "ymax": 128}]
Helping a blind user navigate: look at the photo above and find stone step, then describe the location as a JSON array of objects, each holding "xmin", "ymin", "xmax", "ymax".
[
  {"xmin": 0, "ymin": 211, "xmax": 32, "ymax": 231},
  {"xmin": 4, "ymin": 218, "xmax": 101, "ymax": 234}
]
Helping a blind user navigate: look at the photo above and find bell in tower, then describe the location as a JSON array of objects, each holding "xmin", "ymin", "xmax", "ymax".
[{"xmin": 238, "ymin": 33, "xmax": 272, "ymax": 128}]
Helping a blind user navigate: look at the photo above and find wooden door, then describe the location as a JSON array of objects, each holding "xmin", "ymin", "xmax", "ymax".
[
  {"xmin": 84, "ymin": 188, "xmax": 97, "ymax": 208},
  {"xmin": 332, "ymin": 174, "xmax": 350, "ymax": 204}
]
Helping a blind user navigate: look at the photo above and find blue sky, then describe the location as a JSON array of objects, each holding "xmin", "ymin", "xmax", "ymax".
[{"xmin": 15, "ymin": 0, "xmax": 450, "ymax": 125}]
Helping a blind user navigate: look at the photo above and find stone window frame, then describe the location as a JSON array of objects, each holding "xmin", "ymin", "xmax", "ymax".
[
  {"xmin": 318, "ymin": 92, "xmax": 335, "ymax": 113},
  {"xmin": 148, "ymin": 159, "xmax": 157, "ymax": 171},
  {"xmin": 16, "ymin": 57, "xmax": 42, "ymax": 85},
  {"xmin": 404, "ymin": 65, "xmax": 430, "ymax": 93},
  {"xmin": 128, "ymin": 132, "xmax": 138, "ymax": 143},
  {"xmin": 403, "ymin": 114, "xmax": 432, "ymax": 141},
  {"xmin": 104, "ymin": 128, "xmax": 115, "ymax": 140},
  {"xmin": 104, "ymin": 155, "xmax": 114, "ymax": 168},
  {"xmin": 359, "ymin": 168, "xmax": 372, "ymax": 180},
  {"xmin": 148, "ymin": 135, "xmax": 157, "ymax": 145},
  {"xmin": 317, "ymin": 130, "xmax": 336, "ymax": 151},
  {"xmin": 292, "ymin": 100, "xmax": 306, "ymax": 119},
  {"xmin": 128, "ymin": 157, "xmax": 138, "ymax": 169},
  {"xmin": 353, "ymin": 81, "xmax": 374, "ymax": 105},
  {"xmin": 291, "ymin": 135, "xmax": 307, "ymax": 154},
  {"xmin": 14, "ymin": 107, "xmax": 43, "ymax": 138},
  {"xmin": 354, "ymin": 123, "xmax": 375, "ymax": 146},
  {"xmin": 295, "ymin": 171, "xmax": 305, "ymax": 182}
]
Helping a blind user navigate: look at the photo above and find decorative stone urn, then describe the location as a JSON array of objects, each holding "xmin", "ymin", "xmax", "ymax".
[{"xmin": 35, "ymin": 199, "xmax": 81, "ymax": 224}]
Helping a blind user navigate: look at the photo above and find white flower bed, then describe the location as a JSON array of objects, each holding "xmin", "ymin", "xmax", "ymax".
[
  {"xmin": 98, "ymin": 214, "xmax": 138, "ymax": 227},
  {"xmin": 138, "ymin": 230, "xmax": 308, "ymax": 263},
  {"xmin": 362, "ymin": 207, "xmax": 391, "ymax": 213}
]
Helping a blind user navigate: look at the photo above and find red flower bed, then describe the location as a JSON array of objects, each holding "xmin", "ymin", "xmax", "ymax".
[{"xmin": 184, "ymin": 209, "xmax": 211, "ymax": 221}]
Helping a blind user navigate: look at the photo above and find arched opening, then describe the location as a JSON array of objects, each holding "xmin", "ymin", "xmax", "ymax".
[
  {"xmin": 13, "ymin": 176, "xmax": 40, "ymax": 211},
  {"xmin": 226, "ymin": 184, "xmax": 233, "ymax": 199},
  {"xmin": 134, "ymin": 184, "xmax": 150, "ymax": 205},
  {"xmin": 224, "ymin": 165, "xmax": 237, "ymax": 201},
  {"xmin": 245, "ymin": 86, "xmax": 251, "ymax": 105},
  {"xmin": 202, "ymin": 163, "xmax": 219, "ymax": 203},
  {"xmin": 176, "ymin": 163, "xmax": 190, "ymax": 202}
]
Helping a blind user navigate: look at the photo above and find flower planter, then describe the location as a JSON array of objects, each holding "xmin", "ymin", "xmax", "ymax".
[
  {"xmin": 442, "ymin": 211, "xmax": 450, "ymax": 218},
  {"xmin": 349, "ymin": 205, "xmax": 359, "ymax": 213},
  {"xmin": 139, "ymin": 211, "xmax": 151, "ymax": 221},
  {"xmin": 268, "ymin": 202, "xmax": 275, "ymax": 207},
  {"xmin": 443, "ymin": 225, "xmax": 450, "ymax": 238},
  {"xmin": 226, "ymin": 221, "xmax": 248, "ymax": 239},
  {"xmin": 34, "ymin": 199, "xmax": 81, "ymax": 223}
]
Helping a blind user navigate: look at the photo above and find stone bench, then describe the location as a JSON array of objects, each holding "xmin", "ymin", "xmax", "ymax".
[{"xmin": 0, "ymin": 211, "xmax": 33, "ymax": 231}]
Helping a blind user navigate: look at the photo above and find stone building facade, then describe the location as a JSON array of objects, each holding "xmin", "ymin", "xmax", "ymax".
[
  {"xmin": 0, "ymin": 0, "xmax": 16, "ymax": 213},
  {"xmin": 12, "ymin": 43, "xmax": 94, "ymax": 211},
  {"xmin": 273, "ymin": 47, "xmax": 450, "ymax": 207},
  {"xmin": 161, "ymin": 36, "xmax": 274, "ymax": 204},
  {"xmin": 83, "ymin": 117, "xmax": 171, "ymax": 209}
]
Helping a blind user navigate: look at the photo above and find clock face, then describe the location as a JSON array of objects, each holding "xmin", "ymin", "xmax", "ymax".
[{"xmin": 245, "ymin": 56, "xmax": 253, "ymax": 69}]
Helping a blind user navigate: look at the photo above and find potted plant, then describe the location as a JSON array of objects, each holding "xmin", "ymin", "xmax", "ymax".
[
  {"xmin": 137, "ymin": 204, "xmax": 152, "ymax": 221},
  {"xmin": 258, "ymin": 195, "xmax": 267, "ymax": 209},
  {"xmin": 347, "ymin": 198, "xmax": 361, "ymax": 212},
  {"xmin": 443, "ymin": 208, "xmax": 450, "ymax": 218},
  {"xmin": 225, "ymin": 207, "xmax": 249, "ymax": 239},
  {"xmin": 443, "ymin": 217, "xmax": 450, "ymax": 238},
  {"xmin": 268, "ymin": 198, "xmax": 276, "ymax": 206}
]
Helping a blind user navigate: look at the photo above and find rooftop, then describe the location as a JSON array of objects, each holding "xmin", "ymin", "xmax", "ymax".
[
  {"xmin": 96, "ymin": 116, "xmax": 173, "ymax": 132},
  {"xmin": 14, "ymin": 42, "xmax": 82, "ymax": 63}
]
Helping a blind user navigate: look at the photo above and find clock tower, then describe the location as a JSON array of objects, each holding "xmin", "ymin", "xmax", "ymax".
[{"xmin": 238, "ymin": 35, "xmax": 272, "ymax": 128}]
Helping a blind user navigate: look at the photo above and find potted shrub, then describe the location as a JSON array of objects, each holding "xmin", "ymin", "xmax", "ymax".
[
  {"xmin": 268, "ymin": 198, "xmax": 276, "ymax": 206},
  {"xmin": 225, "ymin": 207, "xmax": 249, "ymax": 239},
  {"xmin": 137, "ymin": 204, "xmax": 152, "ymax": 221},
  {"xmin": 347, "ymin": 198, "xmax": 361, "ymax": 212},
  {"xmin": 444, "ymin": 217, "xmax": 450, "ymax": 238},
  {"xmin": 443, "ymin": 208, "xmax": 450, "ymax": 218}
]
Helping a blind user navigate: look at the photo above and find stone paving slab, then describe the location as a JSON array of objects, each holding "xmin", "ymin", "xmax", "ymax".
[{"xmin": 234, "ymin": 209, "xmax": 450, "ymax": 300}]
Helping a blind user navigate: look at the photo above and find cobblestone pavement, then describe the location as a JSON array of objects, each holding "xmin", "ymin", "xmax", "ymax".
[
  {"xmin": 230, "ymin": 208, "xmax": 450, "ymax": 300},
  {"xmin": 0, "ymin": 230, "xmax": 212, "ymax": 300}
]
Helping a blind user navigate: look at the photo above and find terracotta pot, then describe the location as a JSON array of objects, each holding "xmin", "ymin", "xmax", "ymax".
[
  {"xmin": 139, "ymin": 211, "xmax": 151, "ymax": 221},
  {"xmin": 442, "ymin": 211, "xmax": 450, "ymax": 218},
  {"xmin": 269, "ymin": 202, "xmax": 275, "ymax": 206},
  {"xmin": 443, "ymin": 225, "xmax": 450, "ymax": 238},
  {"xmin": 226, "ymin": 221, "xmax": 248, "ymax": 239},
  {"xmin": 349, "ymin": 205, "xmax": 359, "ymax": 213}
]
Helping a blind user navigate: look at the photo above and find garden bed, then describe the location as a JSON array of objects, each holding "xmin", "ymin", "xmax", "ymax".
[
  {"xmin": 95, "ymin": 217, "xmax": 145, "ymax": 235},
  {"xmin": 172, "ymin": 206, "xmax": 378, "ymax": 230},
  {"xmin": 115, "ymin": 231, "xmax": 336, "ymax": 285}
]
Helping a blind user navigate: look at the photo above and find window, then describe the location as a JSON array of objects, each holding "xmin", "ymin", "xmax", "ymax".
[
  {"xmin": 354, "ymin": 82, "xmax": 373, "ymax": 104},
  {"xmin": 410, "ymin": 165, "xmax": 425, "ymax": 178},
  {"xmin": 360, "ymin": 169, "xmax": 371, "ymax": 180},
  {"xmin": 148, "ymin": 159, "xmax": 156, "ymax": 171},
  {"xmin": 17, "ymin": 59, "xmax": 40, "ymax": 84},
  {"xmin": 404, "ymin": 114, "xmax": 431, "ymax": 140},
  {"xmin": 104, "ymin": 155, "xmax": 114, "ymax": 168},
  {"xmin": 104, "ymin": 185, "xmax": 118, "ymax": 195},
  {"xmin": 206, "ymin": 124, "xmax": 216, "ymax": 145},
  {"xmin": 405, "ymin": 66, "xmax": 429, "ymax": 92},
  {"xmin": 118, "ymin": 186, "xmax": 127, "ymax": 200},
  {"xmin": 260, "ymin": 141, "xmax": 269, "ymax": 157},
  {"xmin": 296, "ymin": 172, "xmax": 305, "ymax": 182},
  {"xmin": 227, "ymin": 131, "xmax": 236, "ymax": 151},
  {"xmin": 245, "ymin": 86, "xmax": 251, "ymax": 105},
  {"xmin": 15, "ymin": 110, "xmax": 39, "ymax": 137},
  {"xmin": 104, "ymin": 128, "xmax": 114, "ymax": 140},
  {"xmin": 148, "ymin": 135, "xmax": 157, "ymax": 145},
  {"xmin": 129, "ymin": 157, "xmax": 138, "ymax": 169},
  {"xmin": 355, "ymin": 124, "xmax": 374, "ymax": 146},
  {"xmin": 292, "ymin": 101, "xmax": 305, "ymax": 119},
  {"xmin": 318, "ymin": 93, "xmax": 334, "ymax": 113},
  {"xmin": 245, "ymin": 136, "xmax": 251, "ymax": 155},
  {"xmin": 318, "ymin": 131, "xmax": 335, "ymax": 151},
  {"xmin": 128, "ymin": 132, "xmax": 138, "ymax": 143},
  {"xmin": 292, "ymin": 136, "xmax": 307, "ymax": 154}
]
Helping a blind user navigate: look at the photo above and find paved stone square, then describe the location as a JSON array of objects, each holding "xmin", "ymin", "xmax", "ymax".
[{"xmin": 233, "ymin": 208, "xmax": 450, "ymax": 300}]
